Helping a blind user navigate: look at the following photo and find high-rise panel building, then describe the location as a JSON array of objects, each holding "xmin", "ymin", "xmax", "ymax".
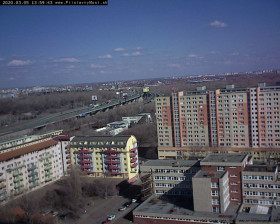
[{"xmin": 156, "ymin": 84, "xmax": 280, "ymax": 149}]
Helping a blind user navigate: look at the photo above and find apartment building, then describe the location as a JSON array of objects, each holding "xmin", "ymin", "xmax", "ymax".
[
  {"xmin": 0, "ymin": 138, "xmax": 66, "ymax": 202},
  {"xmin": 69, "ymin": 135, "xmax": 139, "ymax": 182},
  {"xmin": 242, "ymin": 164, "xmax": 280, "ymax": 209},
  {"xmin": 193, "ymin": 170, "xmax": 230, "ymax": 213},
  {"xmin": 140, "ymin": 159, "xmax": 200, "ymax": 198},
  {"xmin": 156, "ymin": 83, "xmax": 280, "ymax": 149}
]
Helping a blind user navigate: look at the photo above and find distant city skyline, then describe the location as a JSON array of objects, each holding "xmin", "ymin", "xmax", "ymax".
[{"xmin": 0, "ymin": 0, "xmax": 280, "ymax": 88}]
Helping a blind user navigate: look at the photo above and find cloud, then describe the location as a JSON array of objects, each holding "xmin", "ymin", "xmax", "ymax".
[
  {"xmin": 90, "ymin": 64, "xmax": 105, "ymax": 69},
  {"xmin": 135, "ymin": 46, "xmax": 144, "ymax": 50},
  {"xmin": 66, "ymin": 65, "xmax": 75, "ymax": 69},
  {"xmin": 7, "ymin": 60, "xmax": 33, "ymax": 66},
  {"xmin": 0, "ymin": 58, "xmax": 4, "ymax": 61},
  {"xmin": 9, "ymin": 77, "xmax": 15, "ymax": 80},
  {"xmin": 114, "ymin": 48, "xmax": 125, "ymax": 52},
  {"xmin": 98, "ymin": 54, "xmax": 112, "ymax": 59},
  {"xmin": 168, "ymin": 64, "xmax": 181, "ymax": 68},
  {"xmin": 229, "ymin": 52, "xmax": 239, "ymax": 56},
  {"xmin": 54, "ymin": 57, "xmax": 80, "ymax": 63},
  {"xmin": 188, "ymin": 54, "xmax": 198, "ymax": 58},
  {"xmin": 208, "ymin": 20, "xmax": 227, "ymax": 28},
  {"xmin": 100, "ymin": 70, "xmax": 111, "ymax": 74},
  {"xmin": 210, "ymin": 51, "xmax": 220, "ymax": 55},
  {"xmin": 122, "ymin": 51, "xmax": 142, "ymax": 57}
]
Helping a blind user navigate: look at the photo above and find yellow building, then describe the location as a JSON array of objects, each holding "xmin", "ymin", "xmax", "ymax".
[{"xmin": 69, "ymin": 136, "xmax": 139, "ymax": 182}]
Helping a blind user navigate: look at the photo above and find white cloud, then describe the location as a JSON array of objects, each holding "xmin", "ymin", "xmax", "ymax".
[
  {"xmin": 100, "ymin": 70, "xmax": 111, "ymax": 74},
  {"xmin": 122, "ymin": 51, "xmax": 142, "ymax": 57},
  {"xmin": 9, "ymin": 77, "xmax": 15, "ymax": 80},
  {"xmin": 54, "ymin": 57, "xmax": 80, "ymax": 63},
  {"xmin": 66, "ymin": 65, "xmax": 75, "ymax": 69},
  {"xmin": 208, "ymin": 20, "xmax": 227, "ymax": 28},
  {"xmin": 114, "ymin": 48, "xmax": 125, "ymax": 52},
  {"xmin": 188, "ymin": 54, "xmax": 198, "ymax": 58},
  {"xmin": 0, "ymin": 58, "xmax": 4, "ymax": 61},
  {"xmin": 210, "ymin": 51, "xmax": 220, "ymax": 55},
  {"xmin": 230, "ymin": 52, "xmax": 239, "ymax": 56},
  {"xmin": 90, "ymin": 64, "xmax": 105, "ymax": 69},
  {"xmin": 135, "ymin": 46, "xmax": 143, "ymax": 50},
  {"xmin": 98, "ymin": 54, "xmax": 112, "ymax": 59},
  {"xmin": 168, "ymin": 64, "xmax": 181, "ymax": 68},
  {"xmin": 7, "ymin": 60, "xmax": 33, "ymax": 66}
]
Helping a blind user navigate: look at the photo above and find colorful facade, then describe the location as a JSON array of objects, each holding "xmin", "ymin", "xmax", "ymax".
[
  {"xmin": 156, "ymin": 84, "xmax": 280, "ymax": 149},
  {"xmin": 69, "ymin": 136, "xmax": 139, "ymax": 182}
]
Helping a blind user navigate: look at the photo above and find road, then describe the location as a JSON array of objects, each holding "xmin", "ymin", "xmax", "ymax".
[
  {"xmin": 0, "ymin": 93, "xmax": 142, "ymax": 137},
  {"xmin": 72, "ymin": 196, "xmax": 139, "ymax": 224}
]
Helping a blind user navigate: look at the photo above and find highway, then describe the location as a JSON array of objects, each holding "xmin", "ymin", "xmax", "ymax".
[{"xmin": 0, "ymin": 93, "xmax": 143, "ymax": 138}]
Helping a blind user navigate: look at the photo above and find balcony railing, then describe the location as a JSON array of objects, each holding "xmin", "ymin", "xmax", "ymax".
[
  {"xmin": 130, "ymin": 147, "xmax": 137, "ymax": 152},
  {"xmin": 131, "ymin": 158, "xmax": 137, "ymax": 163},
  {"xmin": 131, "ymin": 163, "xmax": 138, "ymax": 168},
  {"xmin": 104, "ymin": 160, "xmax": 120, "ymax": 164},
  {"xmin": 105, "ymin": 155, "xmax": 119, "ymax": 159},
  {"xmin": 130, "ymin": 153, "xmax": 137, "ymax": 158}
]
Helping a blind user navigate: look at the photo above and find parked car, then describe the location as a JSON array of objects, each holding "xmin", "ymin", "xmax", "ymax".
[
  {"xmin": 132, "ymin": 199, "xmax": 137, "ymax": 203},
  {"xmin": 119, "ymin": 206, "xmax": 127, "ymax": 211},
  {"xmin": 107, "ymin": 215, "xmax": 116, "ymax": 220}
]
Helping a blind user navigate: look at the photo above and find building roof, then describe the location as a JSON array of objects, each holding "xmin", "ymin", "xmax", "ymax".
[
  {"xmin": 134, "ymin": 195, "xmax": 238, "ymax": 222},
  {"xmin": 71, "ymin": 135, "xmax": 132, "ymax": 142},
  {"xmin": 193, "ymin": 170, "xmax": 227, "ymax": 179},
  {"xmin": 201, "ymin": 153, "xmax": 247, "ymax": 166},
  {"xmin": 0, "ymin": 139, "xmax": 58, "ymax": 162},
  {"xmin": 244, "ymin": 165, "xmax": 277, "ymax": 173},
  {"xmin": 141, "ymin": 159, "xmax": 199, "ymax": 168}
]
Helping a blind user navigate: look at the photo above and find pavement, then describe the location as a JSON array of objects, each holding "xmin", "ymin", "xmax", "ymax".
[{"xmin": 64, "ymin": 195, "xmax": 138, "ymax": 224}]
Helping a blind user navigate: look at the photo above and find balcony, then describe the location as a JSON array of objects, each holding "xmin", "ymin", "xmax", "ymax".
[
  {"xmin": 78, "ymin": 159, "xmax": 92, "ymax": 164},
  {"xmin": 45, "ymin": 177, "xmax": 52, "ymax": 182},
  {"xmin": 104, "ymin": 160, "xmax": 120, "ymax": 164},
  {"xmin": 80, "ymin": 164, "xmax": 92, "ymax": 169},
  {"xmin": 130, "ymin": 153, "xmax": 137, "ymax": 158},
  {"xmin": 75, "ymin": 149, "xmax": 91, "ymax": 154},
  {"xmin": 78, "ymin": 155, "xmax": 92, "ymax": 159},
  {"xmin": 130, "ymin": 147, "xmax": 137, "ymax": 152},
  {"xmin": 27, "ymin": 166, "xmax": 36, "ymax": 171},
  {"xmin": 14, "ymin": 184, "xmax": 24, "ymax": 189},
  {"xmin": 105, "ymin": 149, "xmax": 118, "ymax": 153},
  {"xmin": 131, "ymin": 163, "xmax": 138, "ymax": 168},
  {"xmin": 131, "ymin": 158, "xmax": 137, "ymax": 163},
  {"xmin": 107, "ymin": 165, "xmax": 120, "ymax": 170},
  {"xmin": 44, "ymin": 165, "xmax": 52, "ymax": 171},
  {"xmin": 105, "ymin": 155, "xmax": 119, "ymax": 159}
]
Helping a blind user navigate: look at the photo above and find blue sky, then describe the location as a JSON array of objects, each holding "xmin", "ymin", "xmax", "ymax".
[{"xmin": 0, "ymin": 0, "xmax": 280, "ymax": 88}]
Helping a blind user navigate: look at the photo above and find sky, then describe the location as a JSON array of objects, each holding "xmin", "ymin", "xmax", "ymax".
[{"xmin": 0, "ymin": 0, "xmax": 280, "ymax": 88}]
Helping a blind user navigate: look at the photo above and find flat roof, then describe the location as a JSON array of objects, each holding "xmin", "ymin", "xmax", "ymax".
[
  {"xmin": 201, "ymin": 153, "xmax": 247, "ymax": 166},
  {"xmin": 193, "ymin": 170, "xmax": 227, "ymax": 179},
  {"xmin": 134, "ymin": 195, "xmax": 238, "ymax": 221},
  {"xmin": 0, "ymin": 139, "xmax": 58, "ymax": 162},
  {"xmin": 71, "ymin": 136, "xmax": 131, "ymax": 142},
  {"xmin": 141, "ymin": 159, "xmax": 200, "ymax": 168},
  {"xmin": 244, "ymin": 165, "xmax": 277, "ymax": 173}
]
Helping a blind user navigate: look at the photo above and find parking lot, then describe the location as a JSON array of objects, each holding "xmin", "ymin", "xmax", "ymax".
[{"xmin": 66, "ymin": 195, "xmax": 138, "ymax": 224}]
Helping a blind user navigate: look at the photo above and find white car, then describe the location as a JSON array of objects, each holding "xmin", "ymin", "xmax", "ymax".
[
  {"xmin": 107, "ymin": 215, "xmax": 116, "ymax": 220},
  {"xmin": 132, "ymin": 199, "xmax": 137, "ymax": 203}
]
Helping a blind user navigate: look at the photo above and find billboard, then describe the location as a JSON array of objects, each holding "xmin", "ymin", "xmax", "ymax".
[
  {"xmin": 92, "ymin": 95, "xmax": 98, "ymax": 101},
  {"xmin": 143, "ymin": 87, "xmax": 149, "ymax": 93}
]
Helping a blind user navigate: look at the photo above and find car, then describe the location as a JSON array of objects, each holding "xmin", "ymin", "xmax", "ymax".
[
  {"xmin": 132, "ymin": 199, "xmax": 137, "ymax": 203},
  {"xmin": 119, "ymin": 206, "xmax": 127, "ymax": 211},
  {"xmin": 123, "ymin": 202, "xmax": 131, "ymax": 207},
  {"xmin": 107, "ymin": 215, "xmax": 116, "ymax": 220}
]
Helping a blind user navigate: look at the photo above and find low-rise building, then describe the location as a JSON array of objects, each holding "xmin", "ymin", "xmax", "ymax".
[
  {"xmin": 242, "ymin": 164, "xmax": 280, "ymax": 209},
  {"xmin": 140, "ymin": 159, "xmax": 200, "ymax": 198},
  {"xmin": 69, "ymin": 135, "xmax": 139, "ymax": 182}
]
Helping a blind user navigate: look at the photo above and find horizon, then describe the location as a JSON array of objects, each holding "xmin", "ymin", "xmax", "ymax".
[{"xmin": 1, "ymin": 0, "xmax": 280, "ymax": 88}]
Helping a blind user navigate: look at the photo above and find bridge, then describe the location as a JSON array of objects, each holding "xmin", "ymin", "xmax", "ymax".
[{"xmin": 0, "ymin": 93, "xmax": 145, "ymax": 138}]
